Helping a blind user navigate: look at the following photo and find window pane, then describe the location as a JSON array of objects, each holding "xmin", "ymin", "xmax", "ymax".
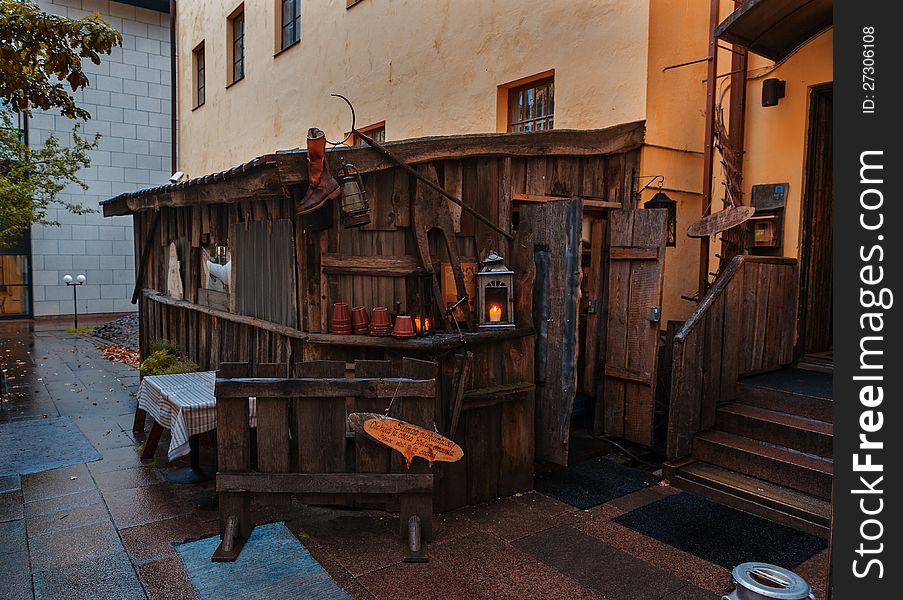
[{"xmin": 507, "ymin": 77, "xmax": 554, "ymax": 132}]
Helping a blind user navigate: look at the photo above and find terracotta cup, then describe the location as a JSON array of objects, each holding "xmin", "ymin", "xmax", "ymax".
[
  {"xmin": 351, "ymin": 306, "xmax": 370, "ymax": 334},
  {"xmin": 392, "ymin": 315, "xmax": 416, "ymax": 339},
  {"xmin": 332, "ymin": 302, "xmax": 351, "ymax": 324},
  {"xmin": 370, "ymin": 307, "xmax": 391, "ymax": 328}
]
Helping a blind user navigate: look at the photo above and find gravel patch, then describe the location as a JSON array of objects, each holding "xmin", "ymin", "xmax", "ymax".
[{"xmin": 93, "ymin": 314, "xmax": 139, "ymax": 352}]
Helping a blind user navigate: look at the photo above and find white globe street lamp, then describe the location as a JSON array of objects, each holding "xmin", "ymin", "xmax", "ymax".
[{"xmin": 63, "ymin": 274, "xmax": 87, "ymax": 328}]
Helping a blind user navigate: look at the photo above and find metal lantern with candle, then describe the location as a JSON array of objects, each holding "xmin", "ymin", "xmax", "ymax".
[
  {"xmin": 337, "ymin": 163, "xmax": 371, "ymax": 228},
  {"xmin": 407, "ymin": 267, "xmax": 435, "ymax": 336},
  {"xmin": 476, "ymin": 251, "xmax": 514, "ymax": 329}
]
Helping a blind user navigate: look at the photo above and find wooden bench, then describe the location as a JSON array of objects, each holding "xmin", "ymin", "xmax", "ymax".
[{"xmin": 213, "ymin": 358, "xmax": 437, "ymax": 562}]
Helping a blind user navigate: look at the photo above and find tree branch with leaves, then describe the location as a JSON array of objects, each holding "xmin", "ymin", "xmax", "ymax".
[{"xmin": 0, "ymin": 0, "xmax": 122, "ymax": 245}]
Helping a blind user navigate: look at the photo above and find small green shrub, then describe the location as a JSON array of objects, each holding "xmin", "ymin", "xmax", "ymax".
[{"xmin": 140, "ymin": 340, "xmax": 198, "ymax": 376}]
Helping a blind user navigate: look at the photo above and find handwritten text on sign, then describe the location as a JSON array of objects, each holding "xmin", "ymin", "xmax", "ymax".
[{"xmin": 348, "ymin": 413, "xmax": 464, "ymax": 468}]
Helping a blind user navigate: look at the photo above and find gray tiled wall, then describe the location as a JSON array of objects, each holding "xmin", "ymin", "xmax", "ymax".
[{"xmin": 29, "ymin": 0, "xmax": 171, "ymax": 316}]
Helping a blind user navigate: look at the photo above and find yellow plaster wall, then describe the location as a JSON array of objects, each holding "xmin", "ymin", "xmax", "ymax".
[
  {"xmin": 641, "ymin": 0, "xmax": 712, "ymax": 324},
  {"xmin": 177, "ymin": 0, "xmax": 650, "ymax": 176},
  {"xmin": 738, "ymin": 29, "xmax": 833, "ymax": 261}
]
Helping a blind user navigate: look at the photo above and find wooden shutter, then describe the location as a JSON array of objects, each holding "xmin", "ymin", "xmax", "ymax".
[
  {"xmin": 519, "ymin": 198, "xmax": 582, "ymax": 465},
  {"xmin": 603, "ymin": 209, "xmax": 668, "ymax": 446}
]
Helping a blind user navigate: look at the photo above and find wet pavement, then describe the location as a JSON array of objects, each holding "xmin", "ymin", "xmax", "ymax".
[{"xmin": 0, "ymin": 321, "xmax": 830, "ymax": 599}]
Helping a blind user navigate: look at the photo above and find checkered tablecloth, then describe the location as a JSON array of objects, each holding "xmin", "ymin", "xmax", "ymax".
[{"xmin": 137, "ymin": 371, "xmax": 257, "ymax": 461}]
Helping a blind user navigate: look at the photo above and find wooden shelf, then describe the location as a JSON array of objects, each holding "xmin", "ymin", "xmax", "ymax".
[{"xmin": 305, "ymin": 328, "xmax": 534, "ymax": 352}]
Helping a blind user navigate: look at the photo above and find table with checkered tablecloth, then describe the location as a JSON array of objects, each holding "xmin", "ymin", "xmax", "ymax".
[{"xmin": 137, "ymin": 371, "xmax": 257, "ymax": 461}]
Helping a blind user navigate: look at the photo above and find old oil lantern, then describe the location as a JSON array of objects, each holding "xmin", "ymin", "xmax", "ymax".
[
  {"xmin": 644, "ymin": 190, "xmax": 677, "ymax": 247},
  {"xmin": 407, "ymin": 268, "xmax": 435, "ymax": 336},
  {"xmin": 476, "ymin": 251, "xmax": 515, "ymax": 329},
  {"xmin": 337, "ymin": 163, "xmax": 371, "ymax": 228}
]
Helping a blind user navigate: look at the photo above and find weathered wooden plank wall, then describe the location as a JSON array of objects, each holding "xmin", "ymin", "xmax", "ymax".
[
  {"xmin": 133, "ymin": 141, "xmax": 643, "ymax": 507},
  {"xmin": 666, "ymin": 256, "xmax": 799, "ymax": 460}
]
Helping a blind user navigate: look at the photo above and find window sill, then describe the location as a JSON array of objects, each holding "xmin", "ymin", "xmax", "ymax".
[
  {"xmin": 346, "ymin": 0, "xmax": 365, "ymax": 9},
  {"xmin": 226, "ymin": 76, "xmax": 245, "ymax": 90},
  {"xmin": 274, "ymin": 38, "xmax": 300, "ymax": 59},
  {"xmin": 192, "ymin": 101, "xmax": 205, "ymax": 112}
]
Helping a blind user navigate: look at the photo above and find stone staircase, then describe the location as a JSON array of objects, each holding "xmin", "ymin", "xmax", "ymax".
[{"xmin": 664, "ymin": 368, "xmax": 832, "ymax": 536}]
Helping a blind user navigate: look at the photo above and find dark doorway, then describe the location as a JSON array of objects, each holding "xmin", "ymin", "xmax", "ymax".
[{"xmin": 797, "ymin": 84, "xmax": 832, "ymax": 356}]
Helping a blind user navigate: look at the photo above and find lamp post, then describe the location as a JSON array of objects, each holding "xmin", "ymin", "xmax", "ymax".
[{"xmin": 63, "ymin": 274, "xmax": 86, "ymax": 328}]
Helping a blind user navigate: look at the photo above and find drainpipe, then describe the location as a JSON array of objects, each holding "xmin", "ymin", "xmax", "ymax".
[
  {"xmin": 698, "ymin": 0, "xmax": 720, "ymax": 299},
  {"xmin": 170, "ymin": 0, "xmax": 177, "ymax": 174}
]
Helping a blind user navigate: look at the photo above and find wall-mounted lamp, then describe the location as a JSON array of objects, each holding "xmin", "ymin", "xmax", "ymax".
[
  {"xmin": 62, "ymin": 274, "xmax": 87, "ymax": 328},
  {"xmin": 635, "ymin": 175, "xmax": 677, "ymax": 247},
  {"xmin": 761, "ymin": 78, "xmax": 786, "ymax": 107}
]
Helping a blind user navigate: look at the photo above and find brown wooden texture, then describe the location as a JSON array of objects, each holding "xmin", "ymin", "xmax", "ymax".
[
  {"xmin": 603, "ymin": 209, "xmax": 668, "ymax": 447},
  {"xmin": 518, "ymin": 198, "xmax": 582, "ymax": 466},
  {"xmin": 666, "ymin": 256, "xmax": 799, "ymax": 460},
  {"xmin": 798, "ymin": 87, "xmax": 833, "ymax": 355}
]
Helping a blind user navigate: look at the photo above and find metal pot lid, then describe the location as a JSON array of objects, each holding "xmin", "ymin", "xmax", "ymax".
[{"xmin": 731, "ymin": 563, "xmax": 812, "ymax": 600}]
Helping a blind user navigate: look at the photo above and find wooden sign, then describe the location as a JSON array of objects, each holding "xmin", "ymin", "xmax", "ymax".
[
  {"xmin": 347, "ymin": 413, "xmax": 464, "ymax": 468},
  {"xmin": 686, "ymin": 206, "xmax": 756, "ymax": 238}
]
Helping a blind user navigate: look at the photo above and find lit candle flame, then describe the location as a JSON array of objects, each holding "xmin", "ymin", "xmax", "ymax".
[
  {"xmin": 489, "ymin": 304, "xmax": 502, "ymax": 323},
  {"xmin": 414, "ymin": 316, "xmax": 431, "ymax": 333}
]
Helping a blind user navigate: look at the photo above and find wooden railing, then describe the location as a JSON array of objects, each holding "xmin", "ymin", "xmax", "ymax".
[
  {"xmin": 214, "ymin": 359, "xmax": 437, "ymax": 563},
  {"xmin": 666, "ymin": 256, "xmax": 799, "ymax": 460}
]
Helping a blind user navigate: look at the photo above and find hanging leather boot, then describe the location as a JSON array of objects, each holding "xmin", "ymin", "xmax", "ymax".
[{"xmin": 296, "ymin": 127, "xmax": 340, "ymax": 215}]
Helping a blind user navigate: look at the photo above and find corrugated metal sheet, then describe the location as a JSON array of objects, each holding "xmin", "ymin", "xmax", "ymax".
[{"xmin": 233, "ymin": 219, "xmax": 297, "ymax": 328}]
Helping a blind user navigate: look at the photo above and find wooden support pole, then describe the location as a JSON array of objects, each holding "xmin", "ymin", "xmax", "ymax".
[{"xmin": 699, "ymin": 0, "xmax": 720, "ymax": 299}]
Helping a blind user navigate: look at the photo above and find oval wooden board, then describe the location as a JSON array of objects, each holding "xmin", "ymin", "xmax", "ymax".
[
  {"xmin": 686, "ymin": 206, "xmax": 756, "ymax": 238},
  {"xmin": 348, "ymin": 412, "xmax": 464, "ymax": 468}
]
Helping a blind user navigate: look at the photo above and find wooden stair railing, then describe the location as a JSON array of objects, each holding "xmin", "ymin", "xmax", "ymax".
[{"xmin": 667, "ymin": 256, "xmax": 799, "ymax": 460}]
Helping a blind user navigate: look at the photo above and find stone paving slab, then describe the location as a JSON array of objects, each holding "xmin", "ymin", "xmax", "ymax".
[{"xmin": 1, "ymin": 323, "xmax": 830, "ymax": 600}]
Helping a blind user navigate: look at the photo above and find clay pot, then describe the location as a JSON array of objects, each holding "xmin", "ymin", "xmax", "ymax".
[
  {"xmin": 331, "ymin": 303, "xmax": 352, "ymax": 335},
  {"xmin": 351, "ymin": 306, "xmax": 370, "ymax": 335},
  {"xmin": 369, "ymin": 307, "xmax": 392, "ymax": 336},
  {"xmin": 391, "ymin": 315, "xmax": 416, "ymax": 339}
]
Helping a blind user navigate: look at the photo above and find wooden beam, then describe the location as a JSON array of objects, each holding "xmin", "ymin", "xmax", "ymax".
[
  {"xmin": 321, "ymin": 253, "xmax": 418, "ymax": 276},
  {"xmin": 216, "ymin": 472, "xmax": 434, "ymax": 495},
  {"xmin": 215, "ymin": 377, "xmax": 436, "ymax": 399},
  {"xmin": 609, "ymin": 246, "xmax": 660, "ymax": 260},
  {"xmin": 604, "ymin": 365, "xmax": 653, "ymax": 385},
  {"xmin": 513, "ymin": 193, "xmax": 621, "ymax": 210},
  {"xmin": 143, "ymin": 289, "xmax": 306, "ymax": 339}
]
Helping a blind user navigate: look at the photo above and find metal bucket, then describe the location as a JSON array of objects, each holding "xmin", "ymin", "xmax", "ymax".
[{"xmin": 721, "ymin": 563, "xmax": 815, "ymax": 600}]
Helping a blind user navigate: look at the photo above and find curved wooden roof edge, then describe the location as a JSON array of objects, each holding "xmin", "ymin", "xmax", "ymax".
[{"xmin": 102, "ymin": 120, "xmax": 645, "ymax": 217}]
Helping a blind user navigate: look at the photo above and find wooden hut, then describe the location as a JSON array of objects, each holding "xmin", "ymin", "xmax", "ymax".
[{"xmin": 102, "ymin": 121, "xmax": 671, "ymax": 512}]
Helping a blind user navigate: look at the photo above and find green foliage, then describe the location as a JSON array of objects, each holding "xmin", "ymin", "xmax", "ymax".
[
  {"xmin": 0, "ymin": 0, "xmax": 122, "ymax": 120},
  {"xmin": 64, "ymin": 326, "xmax": 96, "ymax": 334},
  {"xmin": 148, "ymin": 338, "xmax": 180, "ymax": 355},
  {"xmin": 0, "ymin": 111, "xmax": 98, "ymax": 245},
  {"xmin": 0, "ymin": 0, "xmax": 122, "ymax": 245},
  {"xmin": 140, "ymin": 340, "xmax": 199, "ymax": 376}
]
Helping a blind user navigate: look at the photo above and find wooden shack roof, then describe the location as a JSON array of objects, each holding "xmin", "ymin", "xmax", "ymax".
[{"xmin": 101, "ymin": 121, "xmax": 645, "ymax": 217}]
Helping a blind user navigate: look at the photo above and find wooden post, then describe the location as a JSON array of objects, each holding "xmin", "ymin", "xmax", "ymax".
[{"xmin": 699, "ymin": 0, "xmax": 720, "ymax": 298}]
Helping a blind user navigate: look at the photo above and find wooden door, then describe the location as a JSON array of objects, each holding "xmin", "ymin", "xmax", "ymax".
[
  {"xmin": 798, "ymin": 85, "xmax": 833, "ymax": 355},
  {"xmin": 518, "ymin": 198, "xmax": 582, "ymax": 466},
  {"xmin": 603, "ymin": 209, "xmax": 668, "ymax": 446}
]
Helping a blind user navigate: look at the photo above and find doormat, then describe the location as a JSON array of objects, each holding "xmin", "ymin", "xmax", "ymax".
[
  {"xmin": 613, "ymin": 493, "xmax": 828, "ymax": 569},
  {"xmin": 534, "ymin": 457, "xmax": 660, "ymax": 510},
  {"xmin": 176, "ymin": 522, "xmax": 352, "ymax": 600},
  {"xmin": 0, "ymin": 416, "xmax": 101, "ymax": 477}
]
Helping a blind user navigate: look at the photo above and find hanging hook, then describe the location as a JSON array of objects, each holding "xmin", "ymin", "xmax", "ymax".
[{"xmin": 326, "ymin": 93, "xmax": 356, "ymax": 146}]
